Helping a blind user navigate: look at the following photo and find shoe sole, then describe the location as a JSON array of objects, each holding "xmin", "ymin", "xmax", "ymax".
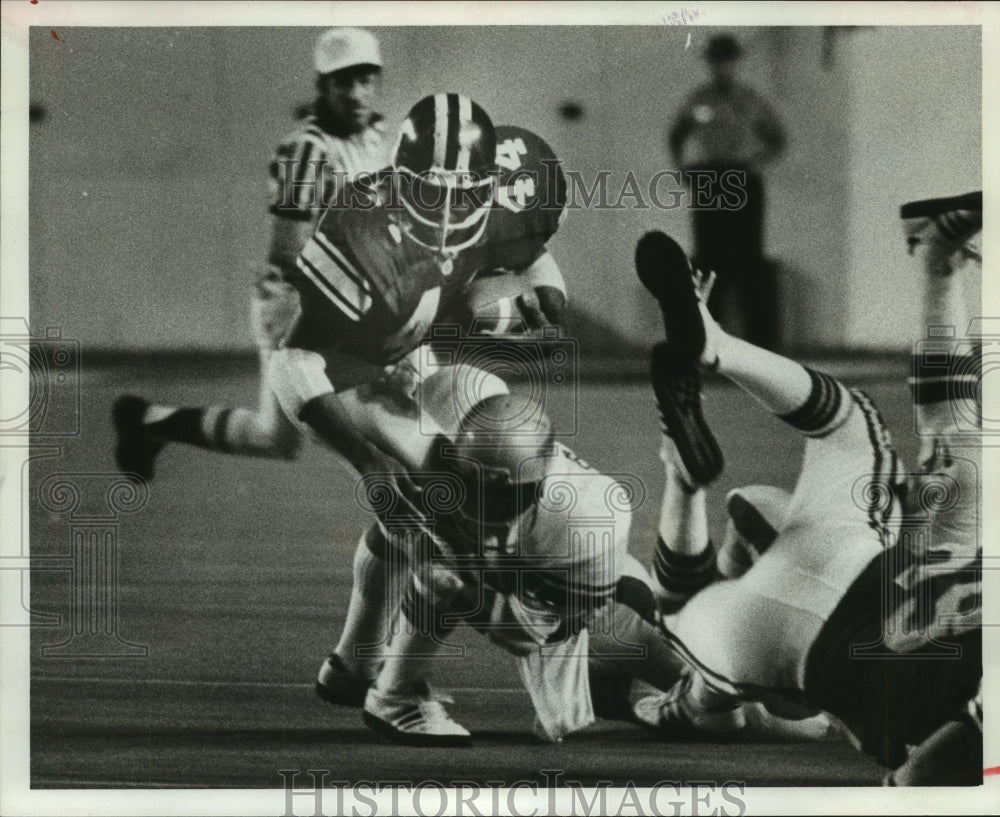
[
  {"xmin": 362, "ymin": 710, "xmax": 473, "ymax": 748},
  {"xmin": 900, "ymin": 191, "xmax": 981, "ymax": 219},
  {"xmin": 650, "ymin": 345, "xmax": 723, "ymax": 486},
  {"xmin": 315, "ymin": 680, "xmax": 367, "ymax": 709},
  {"xmin": 635, "ymin": 231, "xmax": 705, "ymax": 359}
]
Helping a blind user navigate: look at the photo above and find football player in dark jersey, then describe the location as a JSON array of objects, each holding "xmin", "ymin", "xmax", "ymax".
[{"xmin": 266, "ymin": 96, "xmax": 576, "ymax": 716}]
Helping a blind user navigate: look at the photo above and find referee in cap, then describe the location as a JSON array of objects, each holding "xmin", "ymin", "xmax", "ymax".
[{"xmin": 312, "ymin": 27, "xmax": 384, "ymax": 137}]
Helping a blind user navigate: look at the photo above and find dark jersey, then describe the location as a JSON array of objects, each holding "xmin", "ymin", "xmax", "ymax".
[{"xmin": 804, "ymin": 545, "xmax": 982, "ymax": 768}]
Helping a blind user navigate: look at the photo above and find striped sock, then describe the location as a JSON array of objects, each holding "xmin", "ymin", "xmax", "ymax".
[
  {"xmin": 651, "ymin": 540, "xmax": 719, "ymax": 614},
  {"xmin": 778, "ymin": 368, "xmax": 850, "ymax": 437},
  {"xmin": 909, "ymin": 344, "xmax": 981, "ymax": 408},
  {"xmin": 143, "ymin": 405, "xmax": 233, "ymax": 452}
]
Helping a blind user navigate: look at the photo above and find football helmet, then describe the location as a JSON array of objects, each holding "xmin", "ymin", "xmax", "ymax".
[
  {"xmin": 391, "ymin": 93, "xmax": 497, "ymax": 256},
  {"xmin": 444, "ymin": 393, "xmax": 556, "ymax": 524}
]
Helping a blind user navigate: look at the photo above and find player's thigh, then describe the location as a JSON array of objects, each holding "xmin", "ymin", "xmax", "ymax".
[
  {"xmin": 785, "ymin": 390, "xmax": 901, "ymax": 537},
  {"xmin": 663, "ymin": 579, "xmax": 785, "ymax": 691},
  {"xmin": 665, "ymin": 559, "xmax": 841, "ymax": 694}
]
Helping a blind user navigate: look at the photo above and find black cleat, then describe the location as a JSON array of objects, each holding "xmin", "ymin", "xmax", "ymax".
[
  {"xmin": 899, "ymin": 191, "xmax": 981, "ymax": 221},
  {"xmin": 900, "ymin": 192, "xmax": 982, "ymax": 266},
  {"xmin": 112, "ymin": 395, "xmax": 163, "ymax": 483},
  {"xmin": 635, "ymin": 230, "xmax": 706, "ymax": 362},
  {"xmin": 315, "ymin": 654, "xmax": 371, "ymax": 708},
  {"xmin": 650, "ymin": 343, "xmax": 724, "ymax": 487}
]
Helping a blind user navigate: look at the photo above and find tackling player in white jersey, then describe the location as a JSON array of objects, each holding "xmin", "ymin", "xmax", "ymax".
[
  {"xmin": 114, "ymin": 28, "xmax": 387, "ymax": 474},
  {"xmin": 355, "ymin": 392, "xmax": 686, "ymax": 745}
]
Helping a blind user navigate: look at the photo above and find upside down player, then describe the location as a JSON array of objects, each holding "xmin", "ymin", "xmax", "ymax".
[
  {"xmin": 631, "ymin": 218, "xmax": 982, "ymax": 781},
  {"xmin": 114, "ymin": 28, "xmax": 388, "ymax": 474}
]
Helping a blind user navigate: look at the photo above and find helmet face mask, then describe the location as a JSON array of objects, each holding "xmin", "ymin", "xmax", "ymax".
[
  {"xmin": 457, "ymin": 474, "xmax": 542, "ymax": 527},
  {"xmin": 391, "ymin": 93, "xmax": 498, "ymax": 258},
  {"xmin": 394, "ymin": 168, "xmax": 495, "ymax": 256}
]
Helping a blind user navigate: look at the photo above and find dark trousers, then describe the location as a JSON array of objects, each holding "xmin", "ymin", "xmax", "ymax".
[{"xmin": 688, "ymin": 166, "xmax": 779, "ymax": 350}]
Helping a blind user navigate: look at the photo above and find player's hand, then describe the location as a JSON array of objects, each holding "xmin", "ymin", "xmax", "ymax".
[
  {"xmin": 373, "ymin": 358, "xmax": 421, "ymax": 408},
  {"xmin": 355, "ymin": 445, "xmax": 427, "ymax": 529},
  {"xmin": 515, "ymin": 290, "xmax": 558, "ymax": 338}
]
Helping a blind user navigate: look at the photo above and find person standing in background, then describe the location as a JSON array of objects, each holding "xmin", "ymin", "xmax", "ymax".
[
  {"xmin": 668, "ymin": 33, "xmax": 786, "ymax": 350},
  {"xmin": 114, "ymin": 28, "xmax": 387, "ymax": 476}
]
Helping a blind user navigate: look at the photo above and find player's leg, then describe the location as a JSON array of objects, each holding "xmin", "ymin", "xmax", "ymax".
[
  {"xmin": 113, "ymin": 273, "xmax": 303, "ymax": 481},
  {"xmin": 651, "ymin": 344, "xmax": 722, "ymax": 613},
  {"xmin": 635, "ymin": 231, "xmax": 898, "ymax": 704},
  {"xmin": 315, "ymin": 523, "xmax": 409, "ymax": 707},
  {"xmin": 362, "ymin": 562, "xmax": 472, "ymax": 746},
  {"xmin": 903, "ymin": 192, "xmax": 983, "ymax": 558}
]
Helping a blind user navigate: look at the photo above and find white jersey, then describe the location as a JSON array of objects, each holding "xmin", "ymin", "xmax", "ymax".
[
  {"xmin": 267, "ymin": 111, "xmax": 387, "ymax": 224},
  {"xmin": 439, "ymin": 443, "xmax": 633, "ymax": 615}
]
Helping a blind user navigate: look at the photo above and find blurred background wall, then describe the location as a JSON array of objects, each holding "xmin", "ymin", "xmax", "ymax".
[{"xmin": 28, "ymin": 26, "xmax": 981, "ymax": 353}]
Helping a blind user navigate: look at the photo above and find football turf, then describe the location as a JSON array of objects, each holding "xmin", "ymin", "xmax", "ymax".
[{"xmin": 27, "ymin": 361, "xmax": 919, "ymax": 787}]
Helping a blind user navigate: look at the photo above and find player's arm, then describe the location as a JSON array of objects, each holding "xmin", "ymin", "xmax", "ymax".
[
  {"xmin": 266, "ymin": 132, "xmax": 328, "ymax": 276},
  {"xmin": 269, "ymin": 224, "xmax": 383, "ymax": 471}
]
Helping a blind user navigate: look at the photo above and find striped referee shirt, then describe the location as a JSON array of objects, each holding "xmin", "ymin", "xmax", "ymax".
[{"xmin": 268, "ymin": 110, "xmax": 387, "ymax": 223}]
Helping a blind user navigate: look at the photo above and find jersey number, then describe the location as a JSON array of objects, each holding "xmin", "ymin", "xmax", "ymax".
[
  {"xmin": 496, "ymin": 138, "xmax": 535, "ymax": 213},
  {"xmin": 495, "ymin": 137, "xmax": 528, "ymax": 170}
]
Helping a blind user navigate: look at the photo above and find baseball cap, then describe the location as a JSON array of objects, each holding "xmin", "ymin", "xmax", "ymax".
[{"xmin": 314, "ymin": 28, "xmax": 382, "ymax": 75}]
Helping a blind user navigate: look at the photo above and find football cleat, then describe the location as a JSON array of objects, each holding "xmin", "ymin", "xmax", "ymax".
[
  {"xmin": 651, "ymin": 343, "xmax": 724, "ymax": 487},
  {"xmin": 633, "ymin": 669, "xmax": 746, "ymax": 739},
  {"xmin": 900, "ymin": 191, "xmax": 982, "ymax": 273},
  {"xmin": 315, "ymin": 653, "xmax": 371, "ymax": 708},
  {"xmin": 112, "ymin": 395, "xmax": 164, "ymax": 484},
  {"xmin": 363, "ymin": 681, "xmax": 472, "ymax": 747},
  {"xmin": 635, "ymin": 231, "xmax": 722, "ymax": 366}
]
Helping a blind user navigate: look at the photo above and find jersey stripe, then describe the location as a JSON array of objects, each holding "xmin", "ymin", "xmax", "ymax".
[
  {"xmin": 297, "ymin": 240, "xmax": 370, "ymax": 321},
  {"xmin": 313, "ymin": 230, "xmax": 372, "ymax": 298}
]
